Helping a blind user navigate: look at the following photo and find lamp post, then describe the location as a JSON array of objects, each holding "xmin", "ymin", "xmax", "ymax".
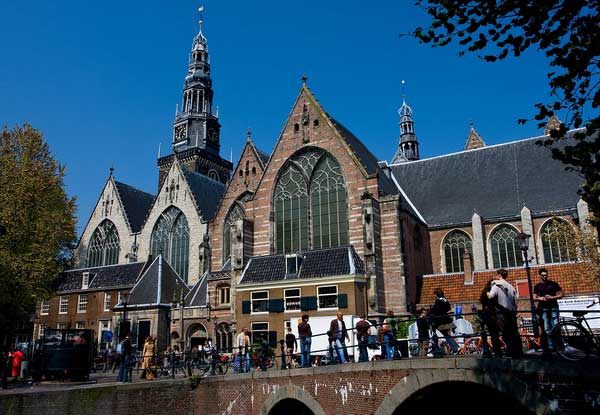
[{"xmin": 515, "ymin": 232, "xmax": 539, "ymax": 338}]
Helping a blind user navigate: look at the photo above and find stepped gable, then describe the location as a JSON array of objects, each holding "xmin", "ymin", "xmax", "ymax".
[
  {"xmin": 391, "ymin": 133, "xmax": 583, "ymax": 228},
  {"xmin": 114, "ymin": 181, "xmax": 155, "ymax": 233}
]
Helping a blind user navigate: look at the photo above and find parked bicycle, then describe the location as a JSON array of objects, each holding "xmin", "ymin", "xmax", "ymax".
[{"xmin": 550, "ymin": 300, "xmax": 600, "ymax": 361}]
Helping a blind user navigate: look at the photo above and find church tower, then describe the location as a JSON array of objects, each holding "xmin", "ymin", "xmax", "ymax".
[
  {"xmin": 158, "ymin": 7, "xmax": 232, "ymax": 187},
  {"xmin": 392, "ymin": 82, "xmax": 420, "ymax": 164}
]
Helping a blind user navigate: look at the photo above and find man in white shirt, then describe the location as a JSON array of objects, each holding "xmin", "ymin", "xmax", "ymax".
[
  {"xmin": 235, "ymin": 328, "xmax": 250, "ymax": 373},
  {"xmin": 487, "ymin": 269, "xmax": 523, "ymax": 358}
]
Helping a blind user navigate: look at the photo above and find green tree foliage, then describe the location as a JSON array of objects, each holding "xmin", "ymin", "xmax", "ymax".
[
  {"xmin": 0, "ymin": 124, "xmax": 77, "ymax": 344},
  {"xmin": 412, "ymin": 0, "xmax": 600, "ymax": 223}
]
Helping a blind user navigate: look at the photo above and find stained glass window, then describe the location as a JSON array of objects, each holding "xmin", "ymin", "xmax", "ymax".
[
  {"xmin": 87, "ymin": 220, "xmax": 120, "ymax": 267},
  {"xmin": 541, "ymin": 219, "xmax": 575, "ymax": 263},
  {"xmin": 274, "ymin": 148, "xmax": 348, "ymax": 254},
  {"xmin": 443, "ymin": 230, "xmax": 472, "ymax": 273},
  {"xmin": 150, "ymin": 206, "xmax": 190, "ymax": 282},
  {"xmin": 490, "ymin": 225, "xmax": 523, "ymax": 268},
  {"xmin": 223, "ymin": 203, "xmax": 245, "ymax": 264}
]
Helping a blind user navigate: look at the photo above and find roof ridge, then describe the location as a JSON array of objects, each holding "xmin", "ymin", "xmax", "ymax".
[{"xmin": 114, "ymin": 180, "xmax": 156, "ymax": 197}]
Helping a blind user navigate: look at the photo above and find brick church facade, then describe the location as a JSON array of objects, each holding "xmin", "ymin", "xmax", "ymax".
[{"xmin": 35, "ymin": 9, "xmax": 598, "ymax": 352}]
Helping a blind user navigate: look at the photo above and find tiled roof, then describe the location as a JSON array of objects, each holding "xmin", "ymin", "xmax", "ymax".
[
  {"xmin": 326, "ymin": 114, "xmax": 398, "ymax": 197},
  {"xmin": 185, "ymin": 273, "xmax": 208, "ymax": 307},
  {"xmin": 417, "ymin": 262, "xmax": 597, "ymax": 306},
  {"xmin": 181, "ymin": 168, "xmax": 226, "ymax": 221},
  {"xmin": 56, "ymin": 262, "xmax": 145, "ymax": 293},
  {"xmin": 391, "ymin": 134, "xmax": 583, "ymax": 228},
  {"xmin": 125, "ymin": 255, "xmax": 189, "ymax": 307},
  {"xmin": 255, "ymin": 147, "xmax": 271, "ymax": 167},
  {"xmin": 114, "ymin": 181, "xmax": 155, "ymax": 233},
  {"xmin": 240, "ymin": 245, "xmax": 365, "ymax": 284}
]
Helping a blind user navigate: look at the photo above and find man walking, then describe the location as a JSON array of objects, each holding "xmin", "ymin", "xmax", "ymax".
[
  {"xmin": 285, "ymin": 327, "xmax": 297, "ymax": 368},
  {"xmin": 298, "ymin": 315, "xmax": 312, "ymax": 367},
  {"xmin": 487, "ymin": 269, "xmax": 523, "ymax": 358},
  {"xmin": 236, "ymin": 328, "xmax": 250, "ymax": 373},
  {"xmin": 355, "ymin": 314, "xmax": 371, "ymax": 362},
  {"xmin": 330, "ymin": 312, "xmax": 350, "ymax": 364},
  {"xmin": 534, "ymin": 268, "xmax": 564, "ymax": 350},
  {"xmin": 117, "ymin": 335, "xmax": 132, "ymax": 383}
]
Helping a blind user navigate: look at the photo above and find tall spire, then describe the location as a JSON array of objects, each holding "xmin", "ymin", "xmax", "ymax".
[{"xmin": 392, "ymin": 80, "xmax": 420, "ymax": 163}]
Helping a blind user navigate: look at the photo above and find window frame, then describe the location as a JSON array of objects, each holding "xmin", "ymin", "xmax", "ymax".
[
  {"xmin": 77, "ymin": 294, "xmax": 88, "ymax": 313},
  {"xmin": 218, "ymin": 285, "xmax": 231, "ymax": 306},
  {"xmin": 250, "ymin": 322, "xmax": 269, "ymax": 344},
  {"xmin": 540, "ymin": 218, "xmax": 575, "ymax": 264},
  {"xmin": 251, "ymin": 290, "xmax": 269, "ymax": 314},
  {"xmin": 59, "ymin": 296, "xmax": 69, "ymax": 314},
  {"xmin": 57, "ymin": 323, "xmax": 68, "ymax": 330},
  {"xmin": 284, "ymin": 288, "xmax": 301, "ymax": 312},
  {"xmin": 38, "ymin": 324, "xmax": 46, "ymax": 339},
  {"xmin": 104, "ymin": 292, "xmax": 112, "ymax": 312},
  {"xmin": 82, "ymin": 272, "xmax": 90, "ymax": 290},
  {"xmin": 75, "ymin": 321, "xmax": 85, "ymax": 329},
  {"xmin": 442, "ymin": 230, "xmax": 473, "ymax": 273},
  {"xmin": 489, "ymin": 224, "xmax": 523, "ymax": 269},
  {"xmin": 317, "ymin": 285, "xmax": 339, "ymax": 311},
  {"xmin": 40, "ymin": 300, "xmax": 50, "ymax": 316}
]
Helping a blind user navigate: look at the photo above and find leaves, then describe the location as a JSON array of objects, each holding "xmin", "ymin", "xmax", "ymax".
[{"xmin": 0, "ymin": 124, "xmax": 77, "ymax": 341}]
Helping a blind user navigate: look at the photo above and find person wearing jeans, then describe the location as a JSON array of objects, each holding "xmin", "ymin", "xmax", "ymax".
[
  {"xmin": 298, "ymin": 314, "xmax": 312, "ymax": 367},
  {"xmin": 355, "ymin": 315, "xmax": 371, "ymax": 363},
  {"xmin": 533, "ymin": 268, "xmax": 563, "ymax": 350},
  {"xmin": 330, "ymin": 312, "xmax": 350, "ymax": 364}
]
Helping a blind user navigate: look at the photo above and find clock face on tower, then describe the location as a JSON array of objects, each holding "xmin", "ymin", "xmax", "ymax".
[{"xmin": 174, "ymin": 124, "xmax": 187, "ymax": 141}]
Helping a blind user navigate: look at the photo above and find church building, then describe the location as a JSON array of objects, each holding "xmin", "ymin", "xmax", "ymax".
[{"xmin": 35, "ymin": 9, "xmax": 596, "ymax": 354}]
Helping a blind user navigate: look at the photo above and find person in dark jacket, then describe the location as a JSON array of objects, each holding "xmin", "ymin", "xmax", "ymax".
[
  {"xmin": 355, "ymin": 315, "xmax": 371, "ymax": 363},
  {"xmin": 479, "ymin": 280, "xmax": 503, "ymax": 357},
  {"xmin": 428, "ymin": 288, "xmax": 459, "ymax": 355},
  {"xmin": 117, "ymin": 335, "xmax": 132, "ymax": 383},
  {"xmin": 416, "ymin": 309, "xmax": 430, "ymax": 357},
  {"xmin": 298, "ymin": 315, "xmax": 312, "ymax": 367},
  {"xmin": 329, "ymin": 312, "xmax": 350, "ymax": 363},
  {"xmin": 285, "ymin": 327, "xmax": 297, "ymax": 368}
]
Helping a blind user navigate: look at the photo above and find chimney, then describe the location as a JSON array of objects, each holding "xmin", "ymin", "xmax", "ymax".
[{"xmin": 463, "ymin": 251, "xmax": 474, "ymax": 285}]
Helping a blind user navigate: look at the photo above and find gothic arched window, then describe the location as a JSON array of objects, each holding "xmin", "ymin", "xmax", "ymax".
[
  {"xmin": 490, "ymin": 225, "xmax": 523, "ymax": 268},
  {"xmin": 541, "ymin": 218, "xmax": 575, "ymax": 263},
  {"xmin": 274, "ymin": 148, "xmax": 348, "ymax": 254},
  {"xmin": 150, "ymin": 206, "xmax": 190, "ymax": 282},
  {"xmin": 216, "ymin": 322, "xmax": 232, "ymax": 353},
  {"xmin": 87, "ymin": 220, "xmax": 120, "ymax": 267},
  {"xmin": 443, "ymin": 230, "xmax": 472, "ymax": 273},
  {"xmin": 223, "ymin": 203, "xmax": 245, "ymax": 264}
]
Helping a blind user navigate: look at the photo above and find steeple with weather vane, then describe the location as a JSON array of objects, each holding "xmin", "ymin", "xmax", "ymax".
[{"xmin": 392, "ymin": 80, "xmax": 420, "ymax": 163}]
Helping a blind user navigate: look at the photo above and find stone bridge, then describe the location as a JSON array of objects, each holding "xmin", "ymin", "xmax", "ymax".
[{"xmin": 1, "ymin": 358, "xmax": 599, "ymax": 414}]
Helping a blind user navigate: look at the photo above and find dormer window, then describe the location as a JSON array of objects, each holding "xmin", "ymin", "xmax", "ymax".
[
  {"xmin": 286, "ymin": 254, "xmax": 303, "ymax": 275},
  {"xmin": 82, "ymin": 272, "xmax": 90, "ymax": 290}
]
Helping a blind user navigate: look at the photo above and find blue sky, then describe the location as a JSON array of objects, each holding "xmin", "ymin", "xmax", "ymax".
[{"xmin": 1, "ymin": 1, "xmax": 554, "ymax": 233}]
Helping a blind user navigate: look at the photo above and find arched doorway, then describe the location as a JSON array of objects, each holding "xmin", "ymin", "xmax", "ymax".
[
  {"xmin": 188, "ymin": 323, "xmax": 207, "ymax": 348},
  {"xmin": 269, "ymin": 399, "xmax": 313, "ymax": 415},
  {"xmin": 393, "ymin": 381, "xmax": 533, "ymax": 414}
]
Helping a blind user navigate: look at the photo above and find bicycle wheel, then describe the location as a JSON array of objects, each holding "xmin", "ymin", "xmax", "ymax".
[
  {"xmin": 218, "ymin": 360, "xmax": 229, "ymax": 375},
  {"xmin": 551, "ymin": 321, "xmax": 593, "ymax": 361}
]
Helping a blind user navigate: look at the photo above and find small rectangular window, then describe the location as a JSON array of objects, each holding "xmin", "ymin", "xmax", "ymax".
[
  {"xmin": 284, "ymin": 288, "xmax": 301, "ymax": 311},
  {"xmin": 82, "ymin": 272, "xmax": 90, "ymax": 290},
  {"xmin": 78, "ymin": 294, "xmax": 88, "ymax": 313},
  {"xmin": 286, "ymin": 255, "xmax": 303, "ymax": 274},
  {"xmin": 38, "ymin": 324, "xmax": 46, "ymax": 338},
  {"xmin": 104, "ymin": 292, "xmax": 111, "ymax": 312},
  {"xmin": 250, "ymin": 322, "xmax": 269, "ymax": 344},
  {"xmin": 251, "ymin": 291, "xmax": 269, "ymax": 314},
  {"xmin": 317, "ymin": 285, "xmax": 338, "ymax": 310},
  {"xmin": 219, "ymin": 286, "xmax": 231, "ymax": 305},
  {"xmin": 40, "ymin": 300, "xmax": 50, "ymax": 315},
  {"xmin": 59, "ymin": 296, "xmax": 69, "ymax": 314},
  {"xmin": 57, "ymin": 323, "xmax": 68, "ymax": 330},
  {"xmin": 75, "ymin": 321, "xmax": 85, "ymax": 329}
]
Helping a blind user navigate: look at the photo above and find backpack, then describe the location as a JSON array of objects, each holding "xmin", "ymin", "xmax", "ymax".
[{"xmin": 116, "ymin": 341, "xmax": 124, "ymax": 355}]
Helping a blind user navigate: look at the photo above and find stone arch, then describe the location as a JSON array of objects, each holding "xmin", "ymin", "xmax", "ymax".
[
  {"xmin": 260, "ymin": 384, "xmax": 326, "ymax": 415},
  {"xmin": 375, "ymin": 369, "xmax": 551, "ymax": 415}
]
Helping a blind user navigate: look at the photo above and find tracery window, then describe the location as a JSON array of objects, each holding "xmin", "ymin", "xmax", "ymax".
[
  {"xmin": 87, "ymin": 220, "xmax": 120, "ymax": 267},
  {"xmin": 151, "ymin": 206, "xmax": 190, "ymax": 282},
  {"xmin": 274, "ymin": 148, "xmax": 348, "ymax": 254},
  {"xmin": 541, "ymin": 219, "xmax": 575, "ymax": 263},
  {"xmin": 490, "ymin": 225, "xmax": 523, "ymax": 268},
  {"xmin": 223, "ymin": 203, "xmax": 245, "ymax": 264},
  {"xmin": 443, "ymin": 230, "xmax": 472, "ymax": 273},
  {"xmin": 216, "ymin": 323, "xmax": 232, "ymax": 353}
]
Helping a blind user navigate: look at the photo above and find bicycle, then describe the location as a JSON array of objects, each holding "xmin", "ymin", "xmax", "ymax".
[
  {"xmin": 550, "ymin": 300, "xmax": 600, "ymax": 361},
  {"xmin": 200, "ymin": 350, "xmax": 230, "ymax": 377}
]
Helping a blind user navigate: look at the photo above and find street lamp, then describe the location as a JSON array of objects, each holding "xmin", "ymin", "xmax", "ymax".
[{"xmin": 515, "ymin": 232, "xmax": 539, "ymax": 339}]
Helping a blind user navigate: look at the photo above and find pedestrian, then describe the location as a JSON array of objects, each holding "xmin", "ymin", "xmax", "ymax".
[
  {"xmin": 329, "ymin": 312, "xmax": 350, "ymax": 364},
  {"xmin": 117, "ymin": 335, "xmax": 132, "ymax": 383},
  {"xmin": 428, "ymin": 288, "xmax": 459, "ymax": 355},
  {"xmin": 236, "ymin": 327, "xmax": 250, "ymax": 373},
  {"xmin": 259, "ymin": 338, "xmax": 270, "ymax": 371},
  {"xmin": 479, "ymin": 280, "xmax": 503, "ymax": 357},
  {"xmin": 285, "ymin": 327, "xmax": 297, "ymax": 368},
  {"xmin": 533, "ymin": 268, "xmax": 564, "ymax": 350},
  {"xmin": 416, "ymin": 308, "xmax": 430, "ymax": 358},
  {"xmin": 11, "ymin": 348, "xmax": 24, "ymax": 378},
  {"xmin": 298, "ymin": 314, "xmax": 312, "ymax": 368},
  {"xmin": 487, "ymin": 269, "xmax": 523, "ymax": 358},
  {"xmin": 355, "ymin": 314, "xmax": 371, "ymax": 363},
  {"xmin": 380, "ymin": 322, "xmax": 395, "ymax": 360},
  {"xmin": 140, "ymin": 336, "xmax": 155, "ymax": 380}
]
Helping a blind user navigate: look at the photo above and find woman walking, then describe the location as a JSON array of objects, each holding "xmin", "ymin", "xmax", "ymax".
[
  {"xmin": 140, "ymin": 336, "xmax": 156, "ymax": 380},
  {"xmin": 428, "ymin": 288, "xmax": 459, "ymax": 355}
]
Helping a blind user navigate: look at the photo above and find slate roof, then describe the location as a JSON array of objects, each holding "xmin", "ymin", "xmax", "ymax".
[
  {"xmin": 185, "ymin": 273, "xmax": 208, "ymax": 307},
  {"xmin": 114, "ymin": 181, "xmax": 155, "ymax": 233},
  {"xmin": 181, "ymin": 168, "xmax": 226, "ymax": 221},
  {"xmin": 325, "ymin": 114, "xmax": 398, "ymax": 197},
  {"xmin": 240, "ymin": 245, "xmax": 365, "ymax": 284},
  {"xmin": 390, "ymin": 134, "xmax": 583, "ymax": 228},
  {"xmin": 124, "ymin": 255, "xmax": 189, "ymax": 307},
  {"xmin": 255, "ymin": 147, "xmax": 271, "ymax": 167},
  {"xmin": 56, "ymin": 262, "xmax": 145, "ymax": 293}
]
